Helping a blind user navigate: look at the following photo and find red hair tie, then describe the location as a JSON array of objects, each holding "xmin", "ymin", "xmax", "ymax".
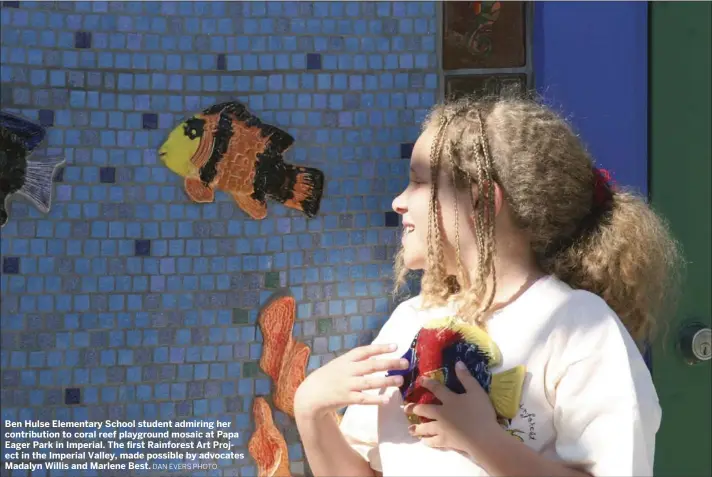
[{"xmin": 592, "ymin": 167, "xmax": 614, "ymax": 207}]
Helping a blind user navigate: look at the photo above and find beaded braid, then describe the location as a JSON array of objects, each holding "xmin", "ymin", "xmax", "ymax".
[
  {"xmin": 445, "ymin": 108, "xmax": 475, "ymax": 294},
  {"xmin": 436, "ymin": 108, "xmax": 500, "ymax": 324},
  {"xmin": 448, "ymin": 139, "xmax": 468, "ymax": 293},
  {"xmin": 450, "ymin": 112, "xmax": 496, "ymax": 323},
  {"xmin": 424, "ymin": 112, "xmax": 452, "ymax": 300},
  {"xmin": 419, "ymin": 104, "xmax": 501, "ymax": 320},
  {"xmin": 472, "ymin": 109, "xmax": 498, "ymax": 318}
]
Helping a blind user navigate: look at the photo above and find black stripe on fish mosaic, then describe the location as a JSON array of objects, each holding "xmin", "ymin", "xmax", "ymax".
[{"xmin": 199, "ymin": 110, "xmax": 233, "ymax": 185}]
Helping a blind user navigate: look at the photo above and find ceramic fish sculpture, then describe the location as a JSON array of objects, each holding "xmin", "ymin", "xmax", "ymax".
[
  {"xmin": 158, "ymin": 101, "xmax": 324, "ymax": 220},
  {"xmin": 0, "ymin": 111, "xmax": 64, "ymax": 227},
  {"xmin": 388, "ymin": 317, "xmax": 526, "ymax": 424}
]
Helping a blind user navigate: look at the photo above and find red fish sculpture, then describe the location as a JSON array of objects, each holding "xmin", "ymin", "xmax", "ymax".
[{"xmin": 388, "ymin": 317, "xmax": 526, "ymax": 424}]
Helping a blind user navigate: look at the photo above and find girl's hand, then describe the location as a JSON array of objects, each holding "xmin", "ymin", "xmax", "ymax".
[
  {"xmin": 405, "ymin": 361, "xmax": 502, "ymax": 456},
  {"xmin": 294, "ymin": 343, "xmax": 409, "ymax": 420}
]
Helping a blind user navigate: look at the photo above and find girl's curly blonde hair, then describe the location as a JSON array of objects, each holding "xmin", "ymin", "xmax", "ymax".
[{"xmin": 394, "ymin": 95, "xmax": 684, "ymax": 345}]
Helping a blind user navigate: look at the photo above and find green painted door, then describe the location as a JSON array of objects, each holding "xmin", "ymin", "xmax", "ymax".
[{"xmin": 650, "ymin": 2, "xmax": 711, "ymax": 476}]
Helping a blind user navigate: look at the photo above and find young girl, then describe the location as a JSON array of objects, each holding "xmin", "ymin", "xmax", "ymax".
[{"xmin": 293, "ymin": 95, "xmax": 682, "ymax": 476}]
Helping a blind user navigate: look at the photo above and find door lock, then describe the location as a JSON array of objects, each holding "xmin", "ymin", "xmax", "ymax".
[{"xmin": 678, "ymin": 322, "xmax": 711, "ymax": 365}]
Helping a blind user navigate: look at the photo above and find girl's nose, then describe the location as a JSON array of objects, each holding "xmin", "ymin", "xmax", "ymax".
[{"xmin": 392, "ymin": 192, "xmax": 407, "ymax": 215}]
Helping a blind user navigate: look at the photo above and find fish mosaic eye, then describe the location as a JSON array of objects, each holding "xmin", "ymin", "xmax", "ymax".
[{"xmin": 183, "ymin": 117, "xmax": 205, "ymax": 140}]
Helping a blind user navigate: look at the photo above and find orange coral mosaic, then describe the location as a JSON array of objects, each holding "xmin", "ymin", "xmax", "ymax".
[
  {"xmin": 258, "ymin": 295, "xmax": 311, "ymax": 418},
  {"xmin": 248, "ymin": 397, "xmax": 292, "ymax": 477}
]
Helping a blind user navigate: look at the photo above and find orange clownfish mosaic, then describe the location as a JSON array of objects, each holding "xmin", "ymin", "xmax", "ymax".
[{"xmin": 159, "ymin": 101, "xmax": 324, "ymax": 220}]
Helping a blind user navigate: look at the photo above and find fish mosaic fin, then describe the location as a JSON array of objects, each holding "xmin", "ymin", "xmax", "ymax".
[
  {"xmin": 232, "ymin": 192, "xmax": 267, "ymax": 220},
  {"xmin": 423, "ymin": 368, "xmax": 446, "ymax": 385},
  {"xmin": 279, "ymin": 164, "xmax": 324, "ymax": 218},
  {"xmin": 16, "ymin": 157, "xmax": 65, "ymax": 213},
  {"xmin": 204, "ymin": 101, "xmax": 252, "ymax": 123},
  {"xmin": 264, "ymin": 125, "xmax": 295, "ymax": 154},
  {"xmin": 184, "ymin": 176, "xmax": 215, "ymax": 203},
  {"xmin": 490, "ymin": 365, "xmax": 526, "ymax": 420}
]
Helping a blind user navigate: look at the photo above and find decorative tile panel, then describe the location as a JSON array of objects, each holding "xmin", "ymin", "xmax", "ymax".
[
  {"xmin": 445, "ymin": 73, "xmax": 528, "ymax": 99},
  {"xmin": 443, "ymin": 1, "xmax": 526, "ymax": 70}
]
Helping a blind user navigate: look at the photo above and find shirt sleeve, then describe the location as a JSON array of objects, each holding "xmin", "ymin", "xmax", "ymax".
[{"xmin": 549, "ymin": 293, "xmax": 662, "ymax": 477}]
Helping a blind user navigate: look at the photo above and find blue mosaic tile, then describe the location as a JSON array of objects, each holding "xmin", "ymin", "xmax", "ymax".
[
  {"xmin": 134, "ymin": 239, "xmax": 151, "ymax": 256},
  {"xmin": 216, "ymin": 53, "xmax": 227, "ymax": 71},
  {"xmin": 2, "ymin": 257, "xmax": 20, "ymax": 274},
  {"xmin": 384, "ymin": 211, "xmax": 400, "ymax": 227},
  {"xmin": 64, "ymin": 387, "xmax": 81, "ymax": 405},
  {"xmin": 74, "ymin": 31, "xmax": 91, "ymax": 49},
  {"xmin": 306, "ymin": 52, "xmax": 322, "ymax": 70},
  {"xmin": 142, "ymin": 112, "xmax": 158, "ymax": 129},
  {"xmin": 99, "ymin": 166, "xmax": 116, "ymax": 184},
  {"xmin": 400, "ymin": 142, "xmax": 414, "ymax": 159}
]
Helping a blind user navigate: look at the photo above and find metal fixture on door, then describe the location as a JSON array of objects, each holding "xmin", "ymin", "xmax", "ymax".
[{"xmin": 678, "ymin": 321, "xmax": 712, "ymax": 365}]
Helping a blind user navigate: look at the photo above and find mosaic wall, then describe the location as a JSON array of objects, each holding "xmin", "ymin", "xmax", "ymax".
[{"xmin": 0, "ymin": 1, "xmax": 438, "ymax": 476}]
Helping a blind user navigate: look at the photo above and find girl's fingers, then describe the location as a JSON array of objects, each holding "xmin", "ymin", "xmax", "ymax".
[
  {"xmin": 354, "ymin": 357, "xmax": 410, "ymax": 375},
  {"xmin": 348, "ymin": 391, "xmax": 391, "ymax": 406},
  {"xmin": 346, "ymin": 343, "xmax": 399, "ymax": 361},
  {"xmin": 408, "ymin": 422, "xmax": 438, "ymax": 438},
  {"xmin": 350, "ymin": 374, "xmax": 403, "ymax": 391},
  {"xmin": 418, "ymin": 377, "xmax": 452, "ymax": 403},
  {"xmin": 403, "ymin": 403, "xmax": 441, "ymax": 420}
]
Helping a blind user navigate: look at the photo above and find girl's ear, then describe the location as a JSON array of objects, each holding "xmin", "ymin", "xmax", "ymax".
[
  {"xmin": 469, "ymin": 180, "xmax": 504, "ymax": 220},
  {"xmin": 493, "ymin": 181, "xmax": 504, "ymax": 217}
]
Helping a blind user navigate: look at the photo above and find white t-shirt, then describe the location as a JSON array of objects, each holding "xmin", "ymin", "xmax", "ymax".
[{"xmin": 339, "ymin": 275, "xmax": 661, "ymax": 477}]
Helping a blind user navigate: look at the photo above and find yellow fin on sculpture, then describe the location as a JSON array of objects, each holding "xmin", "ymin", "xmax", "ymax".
[
  {"xmin": 422, "ymin": 317, "xmax": 503, "ymax": 366},
  {"xmin": 423, "ymin": 368, "xmax": 446, "ymax": 385},
  {"xmin": 490, "ymin": 365, "xmax": 526, "ymax": 420}
]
